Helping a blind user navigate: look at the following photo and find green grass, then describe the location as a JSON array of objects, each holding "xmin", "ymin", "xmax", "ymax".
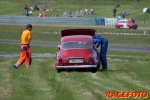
[{"xmin": 0, "ymin": 50, "xmax": 150, "ymax": 100}]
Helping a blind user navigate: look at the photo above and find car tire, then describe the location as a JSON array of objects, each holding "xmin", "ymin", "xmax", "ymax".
[
  {"xmin": 129, "ymin": 26, "xmax": 132, "ymax": 29},
  {"xmin": 57, "ymin": 69, "xmax": 61, "ymax": 73},
  {"xmin": 91, "ymin": 68, "xmax": 97, "ymax": 73}
]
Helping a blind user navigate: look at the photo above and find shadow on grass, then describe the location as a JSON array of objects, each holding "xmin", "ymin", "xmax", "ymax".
[
  {"xmin": 57, "ymin": 68, "xmax": 99, "ymax": 73},
  {"xmin": 57, "ymin": 68, "xmax": 114, "ymax": 73}
]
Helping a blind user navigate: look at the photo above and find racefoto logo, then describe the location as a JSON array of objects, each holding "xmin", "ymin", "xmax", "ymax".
[{"xmin": 106, "ymin": 91, "xmax": 148, "ymax": 99}]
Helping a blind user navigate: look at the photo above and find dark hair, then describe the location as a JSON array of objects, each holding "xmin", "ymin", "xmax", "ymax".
[{"xmin": 26, "ymin": 24, "xmax": 32, "ymax": 29}]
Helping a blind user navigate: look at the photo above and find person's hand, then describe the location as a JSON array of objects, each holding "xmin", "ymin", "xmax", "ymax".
[{"xmin": 93, "ymin": 45, "xmax": 98, "ymax": 51}]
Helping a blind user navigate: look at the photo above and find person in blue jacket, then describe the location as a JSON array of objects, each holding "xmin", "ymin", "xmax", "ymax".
[{"xmin": 92, "ymin": 34, "xmax": 108, "ymax": 71}]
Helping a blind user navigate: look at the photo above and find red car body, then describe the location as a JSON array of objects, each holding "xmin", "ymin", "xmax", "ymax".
[
  {"xmin": 115, "ymin": 19, "xmax": 138, "ymax": 29},
  {"xmin": 55, "ymin": 29, "xmax": 100, "ymax": 73}
]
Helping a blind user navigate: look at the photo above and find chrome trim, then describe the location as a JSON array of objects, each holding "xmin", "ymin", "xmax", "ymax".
[{"xmin": 56, "ymin": 65, "xmax": 97, "ymax": 69}]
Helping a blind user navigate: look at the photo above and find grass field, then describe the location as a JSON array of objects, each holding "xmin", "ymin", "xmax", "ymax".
[{"xmin": 0, "ymin": 50, "xmax": 150, "ymax": 100}]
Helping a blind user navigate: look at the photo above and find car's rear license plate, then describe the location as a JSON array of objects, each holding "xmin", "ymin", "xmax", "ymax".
[{"xmin": 69, "ymin": 59, "xmax": 83, "ymax": 63}]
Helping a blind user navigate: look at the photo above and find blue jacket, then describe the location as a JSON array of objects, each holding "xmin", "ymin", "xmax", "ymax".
[{"xmin": 92, "ymin": 35, "xmax": 103, "ymax": 48}]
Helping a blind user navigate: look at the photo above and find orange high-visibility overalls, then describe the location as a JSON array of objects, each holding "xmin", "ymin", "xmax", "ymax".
[{"xmin": 15, "ymin": 29, "xmax": 32, "ymax": 69}]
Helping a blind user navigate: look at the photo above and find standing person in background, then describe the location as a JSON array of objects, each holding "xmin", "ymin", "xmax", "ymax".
[
  {"xmin": 92, "ymin": 35, "xmax": 108, "ymax": 71},
  {"xmin": 43, "ymin": 13, "xmax": 47, "ymax": 18},
  {"xmin": 14, "ymin": 24, "xmax": 33, "ymax": 69},
  {"xmin": 113, "ymin": 8, "xmax": 117, "ymax": 18},
  {"xmin": 122, "ymin": 14, "xmax": 125, "ymax": 19},
  {"xmin": 129, "ymin": 17, "xmax": 133, "ymax": 22}
]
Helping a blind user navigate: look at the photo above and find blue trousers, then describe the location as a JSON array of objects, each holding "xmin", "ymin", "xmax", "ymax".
[{"xmin": 100, "ymin": 39, "xmax": 108, "ymax": 69}]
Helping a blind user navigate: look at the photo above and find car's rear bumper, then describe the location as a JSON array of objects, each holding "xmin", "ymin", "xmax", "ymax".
[{"xmin": 56, "ymin": 65, "xmax": 97, "ymax": 69}]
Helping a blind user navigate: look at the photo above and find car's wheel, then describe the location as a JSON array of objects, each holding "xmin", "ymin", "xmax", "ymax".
[
  {"xmin": 129, "ymin": 26, "xmax": 132, "ymax": 29},
  {"xmin": 57, "ymin": 69, "xmax": 61, "ymax": 73},
  {"xmin": 91, "ymin": 68, "xmax": 97, "ymax": 73}
]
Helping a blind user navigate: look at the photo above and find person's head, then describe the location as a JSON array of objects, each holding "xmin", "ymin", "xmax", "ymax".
[{"xmin": 26, "ymin": 24, "xmax": 32, "ymax": 31}]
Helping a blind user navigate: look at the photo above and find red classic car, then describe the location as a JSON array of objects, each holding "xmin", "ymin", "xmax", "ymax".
[
  {"xmin": 55, "ymin": 29, "xmax": 100, "ymax": 73},
  {"xmin": 115, "ymin": 19, "xmax": 138, "ymax": 29}
]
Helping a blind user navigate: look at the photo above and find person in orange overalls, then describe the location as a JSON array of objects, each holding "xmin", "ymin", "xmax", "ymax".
[{"xmin": 14, "ymin": 24, "xmax": 32, "ymax": 69}]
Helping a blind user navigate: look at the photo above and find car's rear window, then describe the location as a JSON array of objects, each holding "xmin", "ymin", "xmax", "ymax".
[{"xmin": 61, "ymin": 42, "xmax": 92, "ymax": 49}]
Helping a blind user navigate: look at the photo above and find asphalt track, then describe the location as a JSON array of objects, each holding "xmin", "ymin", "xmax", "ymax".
[{"xmin": 0, "ymin": 41, "xmax": 150, "ymax": 58}]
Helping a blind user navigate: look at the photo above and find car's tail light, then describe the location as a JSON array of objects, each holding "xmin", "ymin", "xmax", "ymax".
[
  {"xmin": 88, "ymin": 55, "xmax": 95, "ymax": 64},
  {"xmin": 57, "ymin": 56, "xmax": 64, "ymax": 66}
]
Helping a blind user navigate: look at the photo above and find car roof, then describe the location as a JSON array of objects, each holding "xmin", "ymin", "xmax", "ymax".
[{"xmin": 60, "ymin": 35, "xmax": 93, "ymax": 44}]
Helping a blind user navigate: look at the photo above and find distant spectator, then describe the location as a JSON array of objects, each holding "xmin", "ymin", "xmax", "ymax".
[
  {"xmin": 24, "ymin": 4, "xmax": 28, "ymax": 10},
  {"xmin": 132, "ymin": 18, "xmax": 135, "ymax": 23},
  {"xmin": 56, "ymin": 8, "xmax": 60, "ymax": 11},
  {"xmin": 29, "ymin": 5, "xmax": 33, "ymax": 11},
  {"xmin": 68, "ymin": 12, "xmax": 72, "ymax": 17},
  {"xmin": 116, "ymin": 4, "xmax": 120, "ymax": 8},
  {"xmin": 43, "ymin": 13, "xmax": 47, "ymax": 18},
  {"xmin": 50, "ymin": 9, "xmax": 53, "ymax": 11},
  {"xmin": 84, "ymin": 8, "xmax": 88, "ymax": 14},
  {"xmin": 34, "ymin": 5, "xmax": 39, "ymax": 10},
  {"xmin": 44, "ymin": 7, "xmax": 49, "ymax": 11},
  {"xmin": 113, "ymin": 8, "xmax": 117, "ymax": 17},
  {"xmin": 77, "ymin": 8, "xmax": 80, "ymax": 12},
  {"xmin": 63, "ymin": 11, "xmax": 67, "ymax": 17},
  {"xmin": 38, "ymin": 12, "xmax": 42, "ymax": 18},
  {"xmin": 121, "ymin": 10, "xmax": 125, "ymax": 15},
  {"xmin": 129, "ymin": 17, "xmax": 135, "ymax": 23},
  {"xmin": 63, "ymin": 10, "xmax": 72, "ymax": 17},
  {"xmin": 76, "ymin": 8, "xmax": 81, "ymax": 14},
  {"xmin": 23, "ymin": 10, "xmax": 30, "ymax": 16},
  {"xmin": 117, "ymin": 15, "xmax": 121, "ymax": 19},
  {"xmin": 122, "ymin": 14, "xmax": 125, "ymax": 18},
  {"xmin": 55, "ymin": 14, "xmax": 58, "ymax": 17},
  {"xmin": 28, "ymin": 10, "xmax": 32, "ymax": 15},
  {"xmin": 44, "ymin": 7, "xmax": 47, "ymax": 11},
  {"xmin": 90, "ymin": 7, "xmax": 95, "ymax": 14}
]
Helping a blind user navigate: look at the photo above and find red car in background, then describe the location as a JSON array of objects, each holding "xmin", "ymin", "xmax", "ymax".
[
  {"xmin": 115, "ymin": 19, "xmax": 138, "ymax": 29},
  {"xmin": 55, "ymin": 29, "xmax": 100, "ymax": 73}
]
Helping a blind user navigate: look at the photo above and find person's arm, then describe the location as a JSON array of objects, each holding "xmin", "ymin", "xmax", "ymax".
[
  {"xmin": 93, "ymin": 39, "xmax": 100, "ymax": 48},
  {"xmin": 28, "ymin": 32, "xmax": 32, "ymax": 44},
  {"xmin": 95, "ymin": 42, "xmax": 100, "ymax": 48},
  {"xmin": 28, "ymin": 38, "xmax": 32, "ymax": 44}
]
